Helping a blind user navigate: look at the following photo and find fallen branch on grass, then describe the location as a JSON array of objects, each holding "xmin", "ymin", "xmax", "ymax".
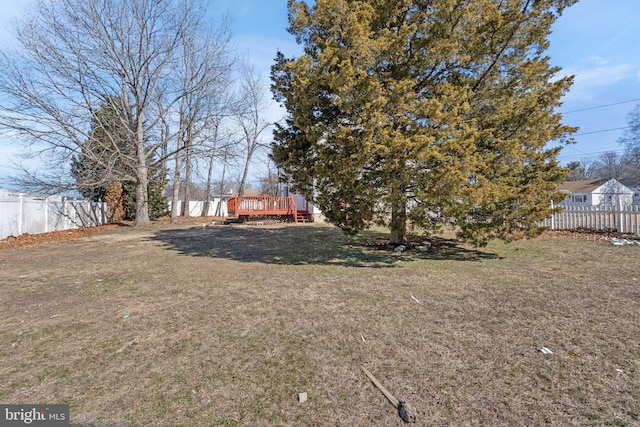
[
  {"xmin": 115, "ymin": 339, "xmax": 138, "ymax": 354},
  {"xmin": 361, "ymin": 366, "xmax": 417, "ymax": 423}
]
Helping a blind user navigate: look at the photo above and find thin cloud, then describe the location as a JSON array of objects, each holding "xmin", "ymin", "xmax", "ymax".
[
  {"xmin": 558, "ymin": 62, "xmax": 639, "ymax": 104},
  {"xmin": 574, "ymin": 64, "xmax": 637, "ymax": 89},
  {"xmin": 589, "ymin": 55, "xmax": 609, "ymax": 66}
]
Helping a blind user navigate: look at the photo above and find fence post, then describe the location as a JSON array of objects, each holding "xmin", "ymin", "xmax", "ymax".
[
  {"xmin": 44, "ymin": 196, "xmax": 49, "ymax": 233},
  {"xmin": 550, "ymin": 200, "xmax": 555, "ymax": 230},
  {"xmin": 63, "ymin": 198, "xmax": 69, "ymax": 230},
  {"xmin": 18, "ymin": 193, "xmax": 24, "ymax": 235},
  {"xmin": 619, "ymin": 200, "xmax": 624, "ymax": 233}
]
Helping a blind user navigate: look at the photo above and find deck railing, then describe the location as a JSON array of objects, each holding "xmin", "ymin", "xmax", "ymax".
[{"xmin": 227, "ymin": 195, "xmax": 299, "ymax": 220}]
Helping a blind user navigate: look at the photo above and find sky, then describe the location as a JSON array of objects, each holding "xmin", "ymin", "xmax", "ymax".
[{"xmin": 0, "ymin": 0, "xmax": 639, "ymax": 185}]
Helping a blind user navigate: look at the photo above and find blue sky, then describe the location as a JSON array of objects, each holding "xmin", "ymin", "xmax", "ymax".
[
  {"xmin": 545, "ymin": 0, "xmax": 640, "ymax": 164},
  {"xmin": 1, "ymin": 0, "xmax": 639, "ymax": 182}
]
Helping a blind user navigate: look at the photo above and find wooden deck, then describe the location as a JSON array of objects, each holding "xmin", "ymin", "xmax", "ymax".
[{"xmin": 227, "ymin": 195, "xmax": 309, "ymax": 222}]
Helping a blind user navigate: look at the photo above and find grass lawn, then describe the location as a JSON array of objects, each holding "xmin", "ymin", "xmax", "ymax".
[{"xmin": 0, "ymin": 221, "xmax": 638, "ymax": 426}]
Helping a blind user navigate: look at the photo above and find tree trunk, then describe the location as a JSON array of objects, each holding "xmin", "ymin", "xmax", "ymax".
[
  {"xmin": 238, "ymin": 157, "xmax": 250, "ymax": 196},
  {"xmin": 215, "ymin": 149, "xmax": 229, "ymax": 216},
  {"xmin": 389, "ymin": 209, "xmax": 407, "ymax": 245},
  {"xmin": 389, "ymin": 185, "xmax": 407, "ymax": 245},
  {"xmin": 134, "ymin": 117, "xmax": 150, "ymax": 227},
  {"xmin": 203, "ymin": 148, "xmax": 215, "ymax": 217},
  {"xmin": 183, "ymin": 140, "xmax": 192, "ymax": 217},
  {"xmin": 134, "ymin": 164, "xmax": 150, "ymax": 227},
  {"xmin": 170, "ymin": 148, "xmax": 183, "ymax": 224}
]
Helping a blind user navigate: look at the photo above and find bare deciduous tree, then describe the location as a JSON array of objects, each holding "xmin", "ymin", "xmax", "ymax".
[
  {"xmin": 234, "ymin": 65, "xmax": 274, "ymax": 195},
  {"xmin": 169, "ymin": 20, "xmax": 235, "ymax": 222},
  {"xmin": 617, "ymin": 104, "xmax": 640, "ymax": 186},
  {"xmin": 564, "ymin": 151, "xmax": 639, "ymax": 189},
  {"xmin": 0, "ymin": 0, "xmax": 228, "ymax": 226},
  {"xmin": 201, "ymin": 113, "xmax": 240, "ymax": 217},
  {"xmin": 591, "ymin": 152, "xmax": 627, "ymax": 181},
  {"xmin": 258, "ymin": 158, "xmax": 281, "ymax": 197}
]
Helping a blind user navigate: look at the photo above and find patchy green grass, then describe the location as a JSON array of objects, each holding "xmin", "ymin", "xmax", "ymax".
[{"xmin": 0, "ymin": 222, "xmax": 638, "ymax": 426}]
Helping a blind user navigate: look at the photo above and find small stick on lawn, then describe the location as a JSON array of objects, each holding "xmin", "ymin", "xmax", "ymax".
[{"xmin": 361, "ymin": 366, "xmax": 417, "ymax": 423}]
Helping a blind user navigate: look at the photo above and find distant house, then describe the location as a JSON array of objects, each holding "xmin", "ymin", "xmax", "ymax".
[
  {"xmin": 558, "ymin": 178, "xmax": 634, "ymax": 206},
  {"xmin": 619, "ymin": 178, "xmax": 640, "ymax": 205}
]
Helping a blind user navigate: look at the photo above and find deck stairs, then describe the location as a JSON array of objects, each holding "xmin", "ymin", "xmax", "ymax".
[{"xmin": 295, "ymin": 212, "xmax": 311, "ymax": 223}]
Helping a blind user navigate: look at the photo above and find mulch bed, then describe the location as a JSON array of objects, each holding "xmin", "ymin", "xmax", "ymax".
[
  {"xmin": 0, "ymin": 224, "xmax": 121, "ymax": 250},
  {"xmin": 541, "ymin": 227, "xmax": 640, "ymax": 241}
]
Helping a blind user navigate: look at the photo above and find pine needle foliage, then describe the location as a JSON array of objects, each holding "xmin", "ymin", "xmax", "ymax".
[{"xmin": 271, "ymin": 0, "xmax": 577, "ymax": 245}]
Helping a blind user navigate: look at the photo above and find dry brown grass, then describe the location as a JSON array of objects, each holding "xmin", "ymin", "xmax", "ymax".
[{"xmin": 0, "ymin": 221, "xmax": 638, "ymax": 426}]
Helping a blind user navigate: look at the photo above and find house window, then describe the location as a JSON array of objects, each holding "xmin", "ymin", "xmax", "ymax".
[{"xmin": 572, "ymin": 194, "xmax": 587, "ymax": 203}]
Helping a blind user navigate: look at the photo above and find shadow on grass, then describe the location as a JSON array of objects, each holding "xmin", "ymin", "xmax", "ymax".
[{"xmin": 150, "ymin": 224, "xmax": 499, "ymax": 267}]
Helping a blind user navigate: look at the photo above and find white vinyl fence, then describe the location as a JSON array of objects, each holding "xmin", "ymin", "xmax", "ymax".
[
  {"xmin": 541, "ymin": 204, "xmax": 640, "ymax": 236},
  {"xmin": 0, "ymin": 191, "xmax": 107, "ymax": 240},
  {"xmin": 170, "ymin": 198, "xmax": 229, "ymax": 217}
]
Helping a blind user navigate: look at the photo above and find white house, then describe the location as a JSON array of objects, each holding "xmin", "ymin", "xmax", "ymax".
[
  {"xmin": 558, "ymin": 178, "xmax": 634, "ymax": 206},
  {"xmin": 279, "ymin": 182, "xmax": 325, "ymax": 223},
  {"xmin": 619, "ymin": 178, "xmax": 640, "ymax": 205}
]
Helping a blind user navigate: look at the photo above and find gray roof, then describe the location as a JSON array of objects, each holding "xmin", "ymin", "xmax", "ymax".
[{"xmin": 558, "ymin": 179, "xmax": 608, "ymax": 193}]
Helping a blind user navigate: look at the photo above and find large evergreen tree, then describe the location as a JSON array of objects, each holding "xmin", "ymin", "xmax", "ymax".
[
  {"xmin": 71, "ymin": 100, "xmax": 132, "ymax": 202},
  {"xmin": 272, "ymin": 0, "xmax": 577, "ymax": 245},
  {"xmin": 71, "ymin": 100, "xmax": 168, "ymax": 220}
]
